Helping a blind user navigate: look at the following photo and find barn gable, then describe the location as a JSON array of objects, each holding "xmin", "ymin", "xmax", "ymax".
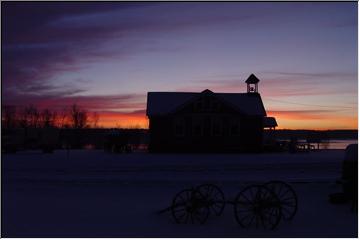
[{"xmin": 169, "ymin": 89, "xmax": 246, "ymax": 115}]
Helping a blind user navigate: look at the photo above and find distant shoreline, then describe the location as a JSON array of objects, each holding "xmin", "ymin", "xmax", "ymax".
[{"xmin": 267, "ymin": 129, "xmax": 358, "ymax": 140}]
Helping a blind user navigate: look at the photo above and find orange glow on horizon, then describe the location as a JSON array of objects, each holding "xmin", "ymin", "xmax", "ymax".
[
  {"xmin": 96, "ymin": 111, "xmax": 357, "ymax": 130},
  {"xmin": 267, "ymin": 111, "xmax": 358, "ymax": 130},
  {"xmin": 97, "ymin": 111, "xmax": 149, "ymax": 129}
]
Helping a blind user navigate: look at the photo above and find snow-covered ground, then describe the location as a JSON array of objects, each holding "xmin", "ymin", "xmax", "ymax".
[{"xmin": 2, "ymin": 150, "xmax": 357, "ymax": 237}]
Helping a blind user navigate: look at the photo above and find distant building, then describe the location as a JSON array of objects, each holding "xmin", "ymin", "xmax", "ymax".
[{"xmin": 146, "ymin": 74, "xmax": 276, "ymax": 152}]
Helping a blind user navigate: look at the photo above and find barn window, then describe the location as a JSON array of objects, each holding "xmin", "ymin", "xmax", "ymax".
[
  {"xmin": 212, "ymin": 118, "xmax": 222, "ymax": 136},
  {"xmin": 212, "ymin": 101, "xmax": 221, "ymax": 111},
  {"xmin": 194, "ymin": 125, "xmax": 202, "ymax": 136},
  {"xmin": 192, "ymin": 119, "xmax": 202, "ymax": 136},
  {"xmin": 174, "ymin": 119, "xmax": 185, "ymax": 137},
  {"xmin": 204, "ymin": 97, "xmax": 210, "ymax": 110},
  {"xmin": 230, "ymin": 120, "xmax": 241, "ymax": 136}
]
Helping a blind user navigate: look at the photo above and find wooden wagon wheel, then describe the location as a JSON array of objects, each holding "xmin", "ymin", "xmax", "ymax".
[
  {"xmin": 234, "ymin": 185, "xmax": 282, "ymax": 230},
  {"xmin": 171, "ymin": 189, "xmax": 209, "ymax": 224},
  {"xmin": 196, "ymin": 184, "xmax": 225, "ymax": 216},
  {"xmin": 265, "ymin": 181, "xmax": 298, "ymax": 221}
]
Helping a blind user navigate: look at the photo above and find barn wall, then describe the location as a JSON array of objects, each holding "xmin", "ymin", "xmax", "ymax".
[
  {"xmin": 148, "ymin": 116, "xmax": 173, "ymax": 152},
  {"xmin": 148, "ymin": 114, "xmax": 263, "ymax": 153}
]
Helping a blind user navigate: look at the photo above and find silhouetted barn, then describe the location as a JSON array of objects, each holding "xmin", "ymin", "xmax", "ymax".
[{"xmin": 146, "ymin": 74, "xmax": 273, "ymax": 153}]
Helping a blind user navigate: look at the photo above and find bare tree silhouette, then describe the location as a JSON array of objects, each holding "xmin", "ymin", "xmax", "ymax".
[
  {"xmin": 2, "ymin": 105, "xmax": 17, "ymax": 129},
  {"xmin": 18, "ymin": 105, "xmax": 40, "ymax": 128},
  {"xmin": 91, "ymin": 112, "xmax": 100, "ymax": 128},
  {"xmin": 40, "ymin": 109, "xmax": 57, "ymax": 128},
  {"xmin": 69, "ymin": 104, "xmax": 89, "ymax": 129}
]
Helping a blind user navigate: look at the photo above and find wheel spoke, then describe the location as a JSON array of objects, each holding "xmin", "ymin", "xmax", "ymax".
[
  {"xmin": 255, "ymin": 214, "xmax": 260, "ymax": 228},
  {"xmin": 240, "ymin": 213, "xmax": 253, "ymax": 223},
  {"xmin": 278, "ymin": 189, "xmax": 291, "ymax": 199},
  {"xmin": 282, "ymin": 206, "xmax": 293, "ymax": 215},
  {"xmin": 185, "ymin": 211, "xmax": 190, "ymax": 223},
  {"xmin": 281, "ymin": 196, "xmax": 295, "ymax": 202},
  {"xmin": 264, "ymin": 207, "xmax": 280, "ymax": 229},
  {"xmin": 248, "ymin": 214, "xmax": 256, "ymax": 227},
  {"xmin": 241, "ymin": 193, "xmax": 253, "ymax": 204},
  {"xmin": 236, "ymin": 208, "xmax": 252, "ymax": 213},
  {"xmin": 194, "ymin": 212, "xmax": 204, "ymax": 223},
  {"xmin": 176, "ymin": 212, "xmax": 187, "ymax": 220},
  {"xmin": 173, "ymin": 208, "xmax": 186, "ymax": 213},
  {"xmin": 196, "ymin": 184, "xmax": 225, "ymax": 216},
  {"xmin": 260, "ymin": 212, "xmax": 269, "ymax": 229},
  {"xmin": 178, "ymin": 195, "xmax": 186, "ymax": 204},
  {"xmin": 281, "ymin": 202, "xmax": 296, "ymax": 207},
  {"xmin": 265, "ymin": 181, "xmax": 297, "ymax": 221},
  {"xmin": 210, "ymin": 204, "xmax": 220, "ymax": 213}
]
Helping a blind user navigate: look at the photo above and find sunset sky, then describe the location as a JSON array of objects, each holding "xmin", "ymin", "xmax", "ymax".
[{"xmin": 3, "ymin": 2, "xmax": 358, "ymax": 129}]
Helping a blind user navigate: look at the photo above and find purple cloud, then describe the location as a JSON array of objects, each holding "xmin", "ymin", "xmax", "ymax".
[
  {"xmin": 261, "ymin": 71, "xmax": 357, "ymax": 80},
  {"xmin": 177, "ymin": 70, "xmax": 357, "ymax": 97},
  {"xmin": 3, "ymin": 2, "xmax": 256, "ymax": 108},
  {"xmin": 3, "ymin": 90, "xmax": 146, "ymax": 113}
]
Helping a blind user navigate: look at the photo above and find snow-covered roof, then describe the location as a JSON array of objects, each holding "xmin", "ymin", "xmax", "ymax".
[{"xmin": 146, "ymin": 91, "xmax": 267, "ymax": 116}]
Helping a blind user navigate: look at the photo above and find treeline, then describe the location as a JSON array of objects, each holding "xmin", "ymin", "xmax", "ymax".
[{"xmin": 2, "ymin": 104, "xmax": 100, "ymax": 129}]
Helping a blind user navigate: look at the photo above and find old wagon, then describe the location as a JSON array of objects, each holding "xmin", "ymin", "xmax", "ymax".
[{"xmin": 158, "ymin": 181, "xmax": 297, "ymax": 230}]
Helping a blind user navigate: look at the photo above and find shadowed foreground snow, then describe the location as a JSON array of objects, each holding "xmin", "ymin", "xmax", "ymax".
[{"xmin": 2, "ymin": 150, "xmax": 357, "ymax": 237}]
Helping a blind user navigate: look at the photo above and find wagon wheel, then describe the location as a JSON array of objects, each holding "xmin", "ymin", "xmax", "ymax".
[
  {"xmin": 196, "ymin": 184, "xmax": 225, "ymax": 216},
  {"xmin": 265, "ymin": 181, "xmax": 298, "ymax": 221},
  {"xmin": 234, "ymin": 185, "xmax": 281, "ymax": 230},
  {"xmin": 171, "ymin": 188, "xmax": 210, "ymax": 224}
]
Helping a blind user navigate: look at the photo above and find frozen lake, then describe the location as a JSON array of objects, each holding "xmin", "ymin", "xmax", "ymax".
[{"xmin": 2, "ymin": 150, "xmax": 357, "ymax": 237}]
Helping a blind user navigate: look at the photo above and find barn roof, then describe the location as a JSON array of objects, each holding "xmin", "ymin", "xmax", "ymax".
[
  {"xmin": 146, "ymin": 90, "xmax": 267, "ymax": 116},
  {"xmin": 263, "ymin": 117, "xmax": 278, "ymax": 128}
]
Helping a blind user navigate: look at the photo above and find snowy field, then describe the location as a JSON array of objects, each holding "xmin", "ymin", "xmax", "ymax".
[{"xmin": 2, "ymin": 150, "xmax": 358, "ymax": 237}]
